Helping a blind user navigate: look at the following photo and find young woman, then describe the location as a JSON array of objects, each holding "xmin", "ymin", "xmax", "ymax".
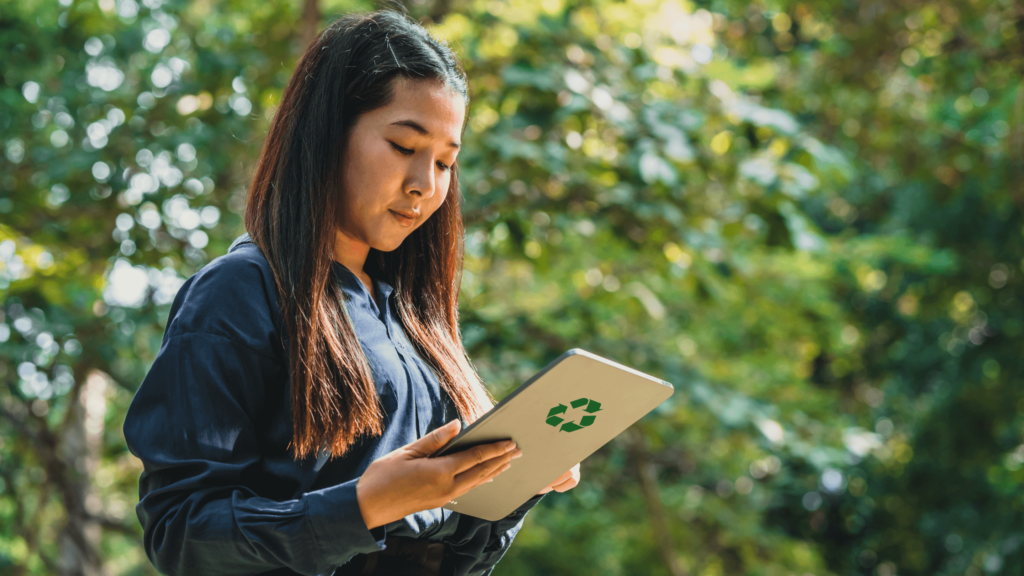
[{"xmin": 122, "ymin": 9, "xmax": 579, "ymax": 576}]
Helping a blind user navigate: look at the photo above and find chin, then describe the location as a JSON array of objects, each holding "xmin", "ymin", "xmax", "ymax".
[{"xmin": 371, "ymin": 235, "xmax": 410, "ymax": 253}]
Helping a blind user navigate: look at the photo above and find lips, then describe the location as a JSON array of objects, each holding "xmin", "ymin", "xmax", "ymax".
[
  {"xmin": 389, "ymin": 209, "xmax": 419, "ymax": 228},
  {"xmin": 389, "ymin": 209, "xmax": 419, "ymax": 219}
]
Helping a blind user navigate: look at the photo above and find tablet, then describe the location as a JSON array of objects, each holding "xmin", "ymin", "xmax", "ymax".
[{"xmin": 430, "ymin": 348, "xmax": 674, "ymax": 521}]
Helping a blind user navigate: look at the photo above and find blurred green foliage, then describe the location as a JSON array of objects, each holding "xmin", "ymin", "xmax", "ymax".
[{"xmin": 1, "ymin": 0, "xmax": 1022, "ymax": 574}]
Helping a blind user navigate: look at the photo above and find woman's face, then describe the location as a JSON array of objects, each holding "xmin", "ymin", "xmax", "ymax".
[{"xmin": 336, "ymin": 76, "xmax": 466, "ymax": 253}]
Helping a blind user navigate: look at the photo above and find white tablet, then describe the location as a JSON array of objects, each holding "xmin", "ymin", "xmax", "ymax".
[{"xmin": 430, "ymin": 348, "xmax": 674, "ymax": 521}]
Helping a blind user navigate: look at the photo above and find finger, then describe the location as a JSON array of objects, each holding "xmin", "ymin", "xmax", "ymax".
[
  {"xmin": 566, "ymin": 465, "xmax": 580, "ymax": 483},
  {"xmin": 445, "ymin": 439, "xmax": 518, "ymax": 474},
  {"xmin": 545, "ymin": 469, "xmax": 572, "ymax": 487},
  {"xmin": 554, "ymin": 469, "xmax": 573, "ymax": 483},
  {"xmin": 407, "ymin": 419, "xmax": 461, "ymax": 457},
  {"xmin": 540, "ymin": 466, "xmax": 580, "ymax": 495},
  {"xmin": 452, "ymin": 448, "xmax": 520, "ymax": 493},
  {"xmin": 452, "ymin": 458, "xmax": 511, "ymax": 497},
  {"xmin": 554, "ymin": 466, "xmax": 581, "ymax": 492},
  {"xmin": 552, "ymin": 477, "xmax": 578, "ymax": 492}
]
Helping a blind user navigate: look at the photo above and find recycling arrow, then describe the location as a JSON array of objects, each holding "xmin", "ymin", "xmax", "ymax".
[{"xmin": 545, "ymin": 398, "xmax": 602, "ymax": 432}]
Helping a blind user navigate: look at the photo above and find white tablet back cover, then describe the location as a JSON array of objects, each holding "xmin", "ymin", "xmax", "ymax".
[{"xmin": 432, "ymin": 349, "xmax": 674, "ymax": 521}]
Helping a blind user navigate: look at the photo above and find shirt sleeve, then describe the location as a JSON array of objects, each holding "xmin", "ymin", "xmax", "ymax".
[
  {"xmin": 123, "ymin": 332, "xmax": 386, "ymax": 576},
  {"xmin": 122, "ymin": 251, "xmax": 386, "ymax": 576},
  {"xmin": 445, "ymin": 493, "xmax": 546, "ymax": 576}
]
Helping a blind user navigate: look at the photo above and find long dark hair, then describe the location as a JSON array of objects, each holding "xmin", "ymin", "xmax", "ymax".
[{"xmin": 244, "ymin": 9, "xmax": 495, "ymax": 461}]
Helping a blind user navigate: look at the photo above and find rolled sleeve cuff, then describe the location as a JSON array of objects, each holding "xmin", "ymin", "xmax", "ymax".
[
  {"xmin": 514, "ymin": 493, "xmax": 545, "ymax": 515},
  {"xmin": 493, "ymin": 492, "xmax": 545, "ymax": 529},
  {"xmin": 305, "ymin": 477, "xmax": 387, "ymax": 569}
]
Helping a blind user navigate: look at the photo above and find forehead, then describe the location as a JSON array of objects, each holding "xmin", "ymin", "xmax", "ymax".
[{"xmin": 366, "ymin": 77, "xmax": 465, "ymax": 143}]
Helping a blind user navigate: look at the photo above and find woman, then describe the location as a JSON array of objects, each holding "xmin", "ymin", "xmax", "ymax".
[{"xmin": 123, "ymin": 9, "xmax": 580, "ymax": 576}]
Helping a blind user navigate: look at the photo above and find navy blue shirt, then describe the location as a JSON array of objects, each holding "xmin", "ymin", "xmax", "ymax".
[{"xmin": 123, "ymin": 232, "xmax": 544, "ymax": 576}]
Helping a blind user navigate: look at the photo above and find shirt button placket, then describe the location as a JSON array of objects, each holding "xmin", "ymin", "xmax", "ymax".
[
  {"xmin": 383, "ymin": 304, "xmax": 408, "ymax": 357},
  {"xmin": 381, "ymin": 310, "xmax": 398, "ymax": 353},
  {"xmin": 388, "ymin": 331, "xmax": 405, "ymax": 358}
]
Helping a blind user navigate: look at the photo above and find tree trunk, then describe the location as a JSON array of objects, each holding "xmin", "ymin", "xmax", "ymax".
[
  {"xmin": 55, "ymin": 371, "xmax": 111, "ymax": 576},
  {"xmin": 0, "ymin": 371, "xmax": 111, "ymax": 575},
  {"xmin": 302, "ymin": 0, "xmax": 320, "ymax": 50},
  {"xmin": 630, "ymin": 433, "xmax": 688, "ymax": 576},
  {"xmin": 1013, "ymin": 77, "xmax": 1024, "ymax": 211},
  {"xmin": 429, "ymin": 0, "xmax": 452, "ymax": 25}
]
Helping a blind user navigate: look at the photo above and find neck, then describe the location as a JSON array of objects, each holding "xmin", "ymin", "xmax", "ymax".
[{"xmin": 332, "ymin": 228, "xmax": 371, "ymax": 276}]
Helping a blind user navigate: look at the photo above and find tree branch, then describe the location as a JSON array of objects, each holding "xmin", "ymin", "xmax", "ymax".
[
  {"xmin": 629, "ymin": 431, "xmax": 688, "ymax": 576},
  {"xmin": 88, "ymin": 513, "xmax": 140, "ymax": 538}
]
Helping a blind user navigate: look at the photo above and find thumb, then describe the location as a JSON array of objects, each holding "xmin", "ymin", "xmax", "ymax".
[{"xmin": 409, "ymin": 419, "xmax": 461, "ymax": 457}]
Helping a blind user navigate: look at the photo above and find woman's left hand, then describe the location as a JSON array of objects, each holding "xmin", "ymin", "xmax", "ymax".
[{"xmin": 537, "ymin": 463, "xmax": 580, "ymax": 495}]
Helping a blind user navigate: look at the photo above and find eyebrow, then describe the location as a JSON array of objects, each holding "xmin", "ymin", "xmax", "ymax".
[{"xmin": 389, "ymin": 119, "xmax": 461, "ymax": 150}]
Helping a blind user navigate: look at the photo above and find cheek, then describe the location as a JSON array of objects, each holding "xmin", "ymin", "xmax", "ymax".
[
  {"xmin": 429, "ymin": 184, "xmax": 450, "ymax": 216},
  {"xmin": 438, "ymin": 169, "xmax": 453, "ymax": 199},
  {"xmin": 345, "ymin": 167, "xmax": 389, "ymax": 211},
  {"xmin": 346, "ymin": 142, "xmax": 394, "ymax": 194}
]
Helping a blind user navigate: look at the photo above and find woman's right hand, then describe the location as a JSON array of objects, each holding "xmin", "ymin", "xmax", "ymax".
[{"xmin": 355, "ymin": 419, "xmax": 522, "ymax": 530}]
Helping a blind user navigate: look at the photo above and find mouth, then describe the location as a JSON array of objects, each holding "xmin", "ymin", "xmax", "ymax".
[{"xmin": 389, "ymin": 209, "xmax": 417, "ymax": 227}]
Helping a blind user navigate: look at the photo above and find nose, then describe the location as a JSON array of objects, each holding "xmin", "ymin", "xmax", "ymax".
[{"xmin": 406, "ymin": 154, "xmax": 438, "ymax": 199}]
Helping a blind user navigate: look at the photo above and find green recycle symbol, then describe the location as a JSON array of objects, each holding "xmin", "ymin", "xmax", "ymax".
[{"xmin": 545, "ymin": 398, "xmax": 603, "ymax": 432}]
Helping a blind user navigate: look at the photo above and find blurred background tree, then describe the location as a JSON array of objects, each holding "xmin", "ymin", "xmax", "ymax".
[{"xmin": 0, "ymin": 0, "xmax": 1021, "ymax": 574}]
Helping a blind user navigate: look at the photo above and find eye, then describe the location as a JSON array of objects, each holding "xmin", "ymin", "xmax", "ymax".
[
  {"xmin": 391, "ymin": 141, "xmax": 452, "ymax": 172},
  {"xmin": 390, "ymin": 142, "xmax": 413, "ymax": 155}
]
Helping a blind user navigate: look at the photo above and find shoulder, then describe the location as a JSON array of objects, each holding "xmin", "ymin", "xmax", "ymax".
[{"xmin": 164, "ymin": 234, "xmax": 284, "ymax": 359}]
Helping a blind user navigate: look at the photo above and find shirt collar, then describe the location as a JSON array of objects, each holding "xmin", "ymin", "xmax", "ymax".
[
  {"xmin": 228, "ymin": 232, "xmax": 253, "ymax": 253},
  {"xmin": 331, "ymin": 260, "xmax": 395, "ymax": 312},
  {"xmin": 228, "ymin": 234, "xmax": 395, "ymax": 314}
]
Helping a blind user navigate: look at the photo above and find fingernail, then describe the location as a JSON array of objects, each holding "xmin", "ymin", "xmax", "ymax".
[
  {"xmin": 504, "ymin": 441, "xmax": 517, "ymax": 452},
  {"xmin": 511, "ymin": 448, "xmax": 523, "ymax": 459}
]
